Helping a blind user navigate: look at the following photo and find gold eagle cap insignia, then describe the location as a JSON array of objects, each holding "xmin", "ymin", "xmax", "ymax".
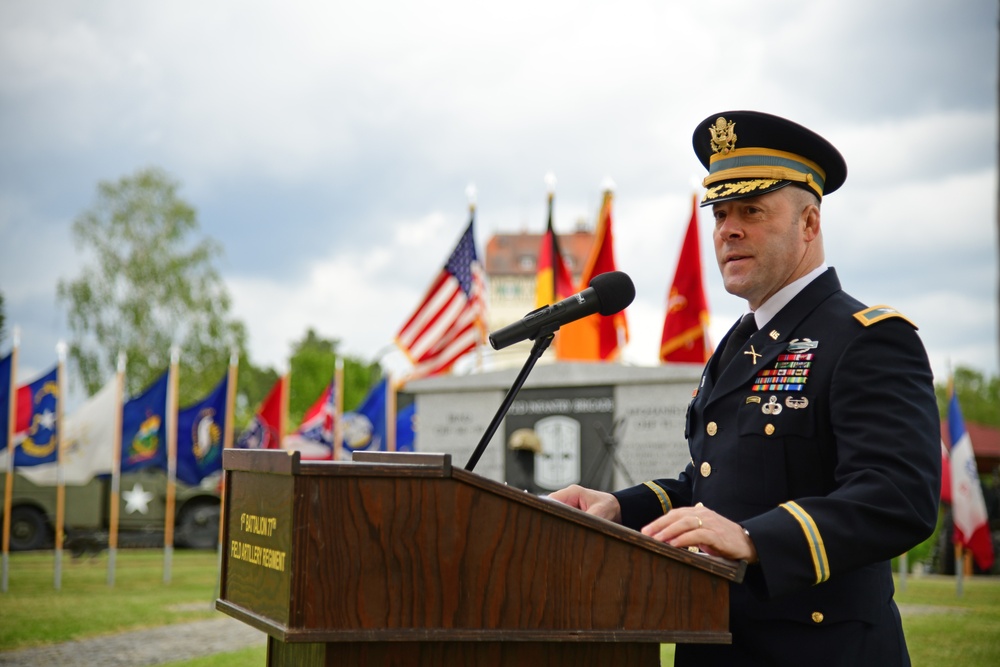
[{"xmin": 709, "ymin": 117, "xmax": 737, "ymax": 154}]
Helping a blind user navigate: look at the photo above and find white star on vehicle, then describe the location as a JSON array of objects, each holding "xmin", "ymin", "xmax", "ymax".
[{"xmin": 123, "ymin": 483, "xmax": 154, "ymax": 515}]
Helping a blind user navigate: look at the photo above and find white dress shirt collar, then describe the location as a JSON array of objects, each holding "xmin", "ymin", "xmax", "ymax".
[{"xmin": 749, "ymin": 264, "xmax": 829, "ymax": 329}]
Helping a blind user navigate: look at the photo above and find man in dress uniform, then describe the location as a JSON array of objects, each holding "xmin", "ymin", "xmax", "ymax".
[{"xmin": 550, "ymin": 111, "xmax": 940, "ymax": 666}]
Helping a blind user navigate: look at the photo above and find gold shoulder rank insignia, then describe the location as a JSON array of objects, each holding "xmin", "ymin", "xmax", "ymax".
[{"xmin": 853, "ymin": 305, "xmax": 918, "ymax": 329}]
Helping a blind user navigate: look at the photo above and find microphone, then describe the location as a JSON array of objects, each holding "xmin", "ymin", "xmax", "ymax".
[{"xmin": 488, "ymin": 271, "xmax": 635, "ymax": 350}]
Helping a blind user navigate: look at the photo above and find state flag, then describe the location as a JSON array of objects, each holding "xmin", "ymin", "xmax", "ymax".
[
  {"xmin": 947, "ymin": 389, "xmax": 995, "ymax": 571},
  {"xmin": 341, "ymin": 378, "xmax": 388, "ymax": 456},
  {"xmin": 17, "ymin": 377, "xmax": 118, "ymax": 485},
  {"xmin": 120, "ymin": 371, "xmax": 169, "ymax": 473},
  {"xmin": 176, "ymin": 373, "xmax": 229, "ymax": 485},
  {"xmin": 11, "ymin": 366, "xmax": 60, "ymax": 467},
  {"xmin": 0, "ymin": 352, "xmax": 12, "ymax": 454},
  {"xmin": 396, "ymin": 402, "xmax": 416, "ymax": 453}
]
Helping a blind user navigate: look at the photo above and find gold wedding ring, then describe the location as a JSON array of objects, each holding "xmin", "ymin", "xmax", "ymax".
[{"xmin": 696, "ymin": 516, "xmax": 703, "ymax": 529}]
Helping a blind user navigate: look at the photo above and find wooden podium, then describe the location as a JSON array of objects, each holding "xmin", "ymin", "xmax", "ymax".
[{"xmin": 216, "ymin": 449, "xmax": 745, "ymax": 666}]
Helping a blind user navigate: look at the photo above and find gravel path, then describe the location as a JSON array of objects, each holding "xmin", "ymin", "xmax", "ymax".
[{"xmin": 0, "ymin": 615, "xmax": 265, "ymax": 667}]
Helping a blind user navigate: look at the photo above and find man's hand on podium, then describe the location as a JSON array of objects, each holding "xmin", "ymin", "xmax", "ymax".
[
  {"xmin": 641, "ymin": 504, "xmax": 759, "ymax": 563},
  {"xmin": 547, "ymin": 484, "xmax": 622, "ymax": 524}
]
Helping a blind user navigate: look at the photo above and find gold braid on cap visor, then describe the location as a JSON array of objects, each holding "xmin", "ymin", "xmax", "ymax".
[{"xmin": 702, "ymin": 147, "xmax": 827, "ymax": 199}]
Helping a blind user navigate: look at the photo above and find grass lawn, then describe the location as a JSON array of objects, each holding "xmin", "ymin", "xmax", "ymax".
[
  {"xmin": 1, "ymin": 551, "xmax": 998, "ymax": 666},
  {"xmin": 0, "ymin": 549, "xmax": 222, "ymax": 649},
  {"xmin": 658, "ymin": 574, "xmax": 1000, "ymax": 666},
  {"xmin": 894, "ymin": 574, "xmax": 1000, "ymax": 665}
]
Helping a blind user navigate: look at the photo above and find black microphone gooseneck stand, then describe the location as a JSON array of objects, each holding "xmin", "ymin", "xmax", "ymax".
[{"xmin": 464, "ymin": 331, "xmax": 555, "ymax": 472}]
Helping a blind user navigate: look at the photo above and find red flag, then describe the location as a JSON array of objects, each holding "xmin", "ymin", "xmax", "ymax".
[
  {"xmin": 940, "ymin": 439, "xmax": 952, "ymax": 504},
  {"xmin": 660, "ymin": 194, "xmax": 713, "ymax": 363},
  {"xmin": 535, "ymin": 192, "xmax": 575, "ymax": 309},
  {"xmin": 556, "ymin": 189, "xmax": 629, "ymax": 361},
  {"xmin": 235, "ymin": 375, "xmax": 286, "ymax": 450},
  {"xmin": 396, "ymin": 215, "xmax": 487, "ymax": 379},
  {"xmin": 283, "ymin": 379, "xmax": 335, "ymax": 460},
  {"xmin": 14, "ymin": 383, "xmax": 34, "ymax": 436}
]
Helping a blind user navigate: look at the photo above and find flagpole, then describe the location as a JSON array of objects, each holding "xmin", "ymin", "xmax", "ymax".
[
  {"xmin": 216, "ymin": 348, "xmax": 238, "ymax": 598},
  {"xmin": 333, "ymin": 359, "xmax": 344, "ymax": 461},
  {"xmin": 692, "ymin": 192, "xmax": 714, "ymax": 361},
  {"xmin": 955, "ymin": 545, "xmax": 965, "ymax": 598},
  {"xmin": 163, "ymin": 345, "xmax": 179, "ymax": 584},
  {"xmin": 108, "ymin": 351, "xmax": 125, "ymax": 587},
  {"xmin": 53, "ymin": 342, "xmax": 67, "ymax": 590},
  {"xmin": 466, "ymin": 184, "xmax": 485, "ymax": 373},
  {"xmin": 280, "ymin": 373, "xmax": 289, "ymax": 447},
  {"xmin": 579, "ymin": 183, "xmax": 615, "ymax": 291},
  {"xmin": 946, "ymin": 371, "xmax": 965, "ymax": 598},
  {"xmin": 600, "ymin": 183, "xmax": 629, "ymax": 362},
  {"xmin": 1, "ymin": 327, "xmax": 19, "ymax": 593},
  {"xmin": 545, "ymin": 172, "xmax": 557, "ymax": 309},
  {"xmin": 386, "ymin": 374, "xmax": 396, "ymax": 452}
]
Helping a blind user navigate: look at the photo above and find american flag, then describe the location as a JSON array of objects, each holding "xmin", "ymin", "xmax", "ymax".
[{"xmin": 395, "ymin": 217, "xmax": 487, "ymax": 379}]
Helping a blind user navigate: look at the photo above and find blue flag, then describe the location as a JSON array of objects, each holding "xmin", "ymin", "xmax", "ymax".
[
  {"xmin": 121, "ymin": 371, "xmax": 169, "ymax": 473},
  {"xmin": 341, "ymin": 378, "xmax": 388, "ymax": 454},
  {"xmin": 340, "ymin": 380, "xmax": 416, "ymax": 453},
  {"xmin": 396, "ymin": 401, "xmax": 415, "ymax": 452},
  {"xmin": 12, "ymin": 366, "xmax": 60, "ymax": 467},
  {"xmin": 176, "ymin": 373, "xmax": 228, "ymax": 485},
  {"xmin": 0, "ymin": 353, "xmax": 11, "ymax": 453}
]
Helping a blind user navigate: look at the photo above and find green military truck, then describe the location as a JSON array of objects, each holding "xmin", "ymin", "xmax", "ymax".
[{"xmin": 1, "ymin": 470, "xmax": 221, "ymax": 552}]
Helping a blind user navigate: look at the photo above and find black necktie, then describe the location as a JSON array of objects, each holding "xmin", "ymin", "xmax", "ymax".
[{"xmin": 718, "ymin": 313, "xmax": 758, "ymax": 369}]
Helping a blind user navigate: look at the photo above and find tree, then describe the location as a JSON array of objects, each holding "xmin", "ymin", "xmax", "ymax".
[
  {"xmin": 935, "ymin": 366, "xmax": 1000, "ymax": 428},
  {"xmin": 57, "ymin": 167, "xmax": 248, "ymax": 403}
]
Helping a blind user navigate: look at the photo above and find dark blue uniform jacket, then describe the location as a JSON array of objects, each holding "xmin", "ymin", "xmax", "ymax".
[{"xmin": 614, "ymin": 268, "xmax": 940, "ymax": 666}]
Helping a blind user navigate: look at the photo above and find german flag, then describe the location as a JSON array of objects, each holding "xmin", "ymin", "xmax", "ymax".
[{"xmin": 534, "ymin": 191, "xmax": 575, "ymax": 309}]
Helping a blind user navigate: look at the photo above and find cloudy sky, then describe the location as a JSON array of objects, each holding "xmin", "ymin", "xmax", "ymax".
[{"xmin": 1, "ymin": 0, "xmax": 997, "ymax": 402}]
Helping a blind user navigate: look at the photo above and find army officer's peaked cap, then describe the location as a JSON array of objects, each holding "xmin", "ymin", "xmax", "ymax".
[{"xmin": 693, "ymin": 110, "xmax": 847, "ymax": 207}]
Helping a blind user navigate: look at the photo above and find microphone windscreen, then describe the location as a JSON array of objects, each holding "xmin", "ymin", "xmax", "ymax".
[{"xmin": 590, "ymin": 271, "xmax": 635, "ymax": 316}]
